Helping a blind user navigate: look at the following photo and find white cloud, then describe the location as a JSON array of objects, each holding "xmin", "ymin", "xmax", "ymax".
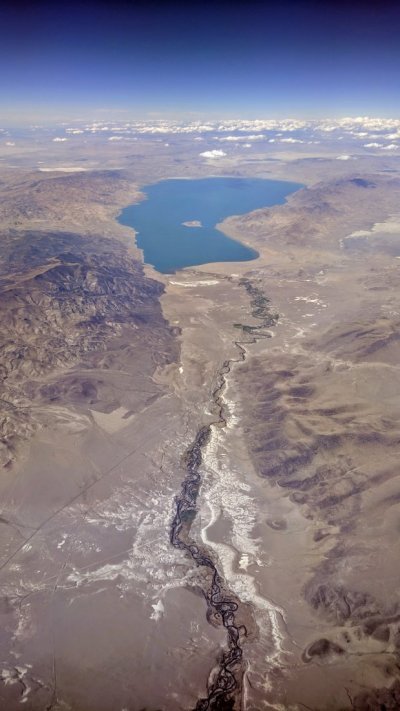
[
  {"xmin": 280, "ymin": 137, "xmax": 304, "ymax": 144},
  {"xmin": 45, "ymin": 117, "xmax": 400, "ymax": 143},
  {"xmin": 199, "ymin": 149, "xmax": 227, "ymax": 159},
  {"xmin": 217, "ymin": 135, "xmax": 241, "ymax": 142},
  {"xmin": 5, "ymin": 141, "xmax": 15, "ymax": 146},
  {"xmin": 37, "ymin": 117, "xmax": 400, "ymax": 158},
  {"xmin": 108, "ymin": 136, "xmax": 123, "ymax": 141},
  {"xmin": 80, "ymin": 118, "xmax": 306, "ymax": 137},
  {"xmin": 348, "ymin": 130, "xmax": 368, "ymax": 137},
  {"xmin": 218, "ymin": 134, "xmax": 265, "ymax": 142},
  {"xmin": 336, "ymin": 154, "xmax": 352, "ymax": 160},
  {"xmin": 38, "ymin": 166, "xmax": 87, "ymax": 172}
]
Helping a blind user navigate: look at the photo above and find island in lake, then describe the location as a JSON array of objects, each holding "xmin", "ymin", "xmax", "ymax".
[{"xmin": 182, "ymin": 219, "xmax": 202, "ymax": 227}]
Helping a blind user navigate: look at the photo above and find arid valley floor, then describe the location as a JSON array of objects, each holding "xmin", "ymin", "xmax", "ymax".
[{"xmin": 0, "ymin": 120, "xmax": 400, "ymax": 710}]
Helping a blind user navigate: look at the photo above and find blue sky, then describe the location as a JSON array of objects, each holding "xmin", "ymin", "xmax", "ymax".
[{"xmin": 1, "ymin": 0, "xmax": 400, "ymax": 123}]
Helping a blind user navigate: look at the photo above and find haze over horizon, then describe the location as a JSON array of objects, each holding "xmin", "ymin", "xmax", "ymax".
[{"xmin": 1, "ymin": 0, "xmax": 400, "ymax": 124}]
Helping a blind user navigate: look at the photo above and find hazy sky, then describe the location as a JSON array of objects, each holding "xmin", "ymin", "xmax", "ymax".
[{"xmin": 1, "ymin": 0, "xmax": 400, "ymax": 123}]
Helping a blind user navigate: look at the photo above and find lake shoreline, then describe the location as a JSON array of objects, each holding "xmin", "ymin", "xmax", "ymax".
[{"xmin": 118, "ymin": 176, "xmax": 303, "ymax": 273}]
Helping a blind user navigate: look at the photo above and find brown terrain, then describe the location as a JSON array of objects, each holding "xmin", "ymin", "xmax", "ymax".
[{"xmin": 0, "ymin": 138, "xmax": 399, "ymax": 710}]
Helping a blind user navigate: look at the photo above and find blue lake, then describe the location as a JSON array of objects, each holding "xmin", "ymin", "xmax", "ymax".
[{"xmin": 118, "ymin": 177, "xmax": 303, "ymax": 273}]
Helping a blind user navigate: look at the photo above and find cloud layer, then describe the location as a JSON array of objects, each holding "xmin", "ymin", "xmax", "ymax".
[{"xmin": 199, "ymin": 149, "xmax": 227, "ymax": 159}]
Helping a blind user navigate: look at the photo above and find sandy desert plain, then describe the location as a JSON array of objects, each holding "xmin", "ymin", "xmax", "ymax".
[{"xmin": 0, "ymin": 120, "xmax": 400, "ymax": 710}]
